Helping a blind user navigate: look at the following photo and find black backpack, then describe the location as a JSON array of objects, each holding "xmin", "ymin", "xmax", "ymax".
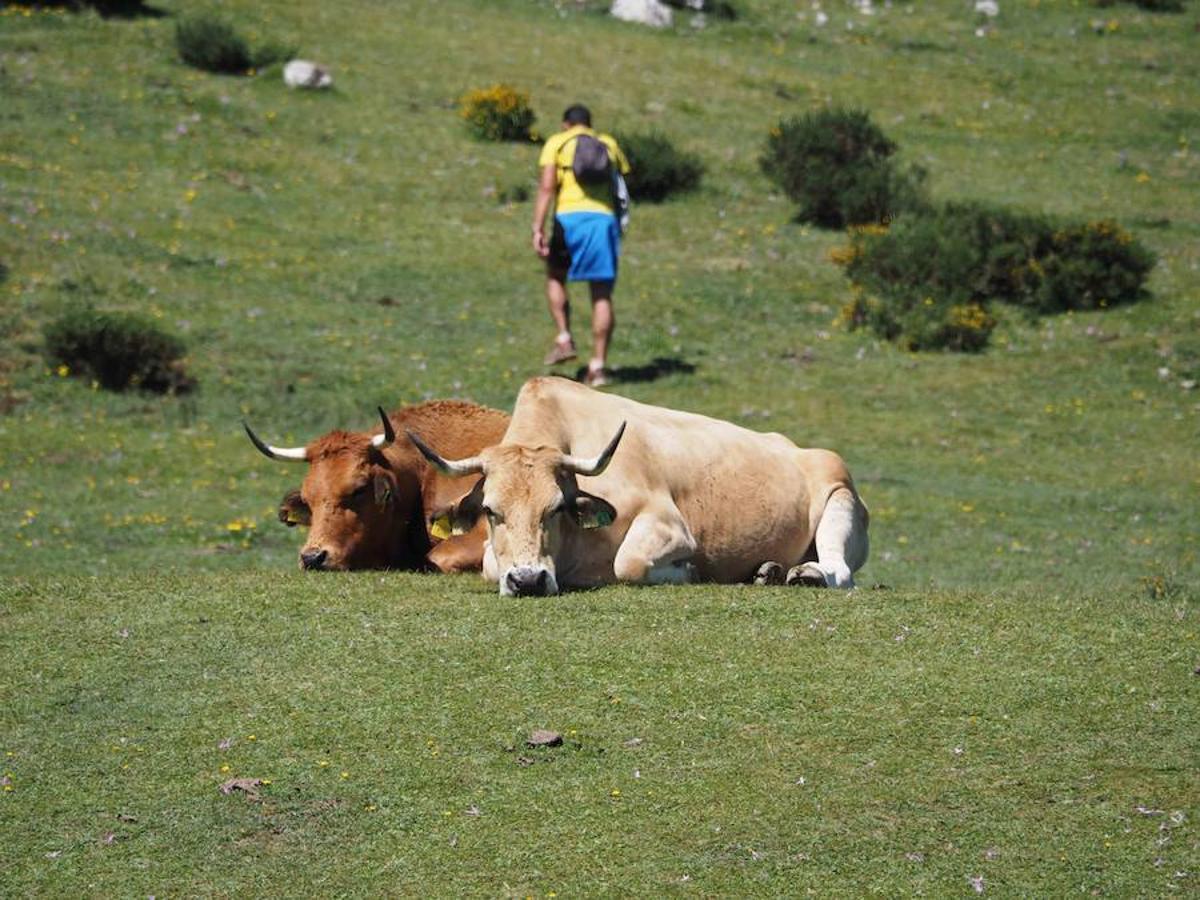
[{"xmin": 563, "ymin": 133, "xmax": 612, "ymax": 186}]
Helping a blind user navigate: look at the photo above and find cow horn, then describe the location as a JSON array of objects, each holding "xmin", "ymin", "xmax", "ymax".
[
  {"xmin": 243, "ymin": 422, "xmax": 309, "ymax": 462},
  {"xmin": 371, "ymin": 406, "xmax": 396, "ymax": 449},
  {"xmin": 406, "ymin": 429, "xmax": 484, "ymax": 477},
  {"xmin": 561, "ymin": 422, "xmax": 626, "ymax": 477}
]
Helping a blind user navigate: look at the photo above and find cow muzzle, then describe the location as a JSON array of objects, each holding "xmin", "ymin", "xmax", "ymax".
[
  {"xmin": 300, "ymin": 547, "xmax": 329, "ymax": 571},
  {"xmin": 501, "ymin": 565, "xmax": 558, "ymax": 597}
]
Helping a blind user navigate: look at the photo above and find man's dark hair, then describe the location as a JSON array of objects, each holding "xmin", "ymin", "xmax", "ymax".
[{"xmin": 562, "ymin": 104, "xmax": 592, "ymax": 127}]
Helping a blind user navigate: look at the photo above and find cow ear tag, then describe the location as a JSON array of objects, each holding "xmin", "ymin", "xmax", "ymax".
[
  {"xmin": 278, "ymin": 492, "xmax": 310, "ymax": 528},
  {"xmin": 575, "ymin": 496, "xmax": 616, "ymax": 529},
  {"xmin": 430, "ymin": 515, "xmax": 453, "ymax": 541}
]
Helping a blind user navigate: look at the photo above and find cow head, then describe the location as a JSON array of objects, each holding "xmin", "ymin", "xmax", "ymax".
[
  {"xmin": 408, "ymin": 423, "xmax": 625, "ymax": 597},
  {"xmin": 244, "ymin": 408, "xmax": 418, "ymax": 571}
]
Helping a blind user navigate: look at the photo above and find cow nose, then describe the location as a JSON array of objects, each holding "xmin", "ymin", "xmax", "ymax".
[
  {"xmin": 504, "ymin": 566, "xmax": 555, "ymax": 597},
  {"xmin": 300, "ymin": 548, "xmax": 328, "ymax": 571}
]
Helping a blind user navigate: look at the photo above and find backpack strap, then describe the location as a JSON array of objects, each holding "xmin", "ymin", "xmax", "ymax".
[{"xmin": 554, "ymin": 133, "xmax": 583, "ymax": 174}]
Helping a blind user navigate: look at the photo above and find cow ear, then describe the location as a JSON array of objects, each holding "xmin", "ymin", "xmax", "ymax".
[
  {"xmin": 278, "ymin": 490, "xmax": 311, "ymax": 528},
  {"xmin": 572, "ymin": 491, "xmax": 617, "ymax": 530},
  {"xmin": 430, "ymin": 478, "xmax": 485, "ymax": 540},
  {"xmin": 373, "ymin": 473, "xmax": 394, "ymax": 508}
]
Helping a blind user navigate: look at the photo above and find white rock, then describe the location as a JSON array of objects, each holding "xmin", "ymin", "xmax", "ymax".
[
  {"xmin": 975, "ymin": 0, "xmax": 999, "ymax": 17},
  {"xmin": 611, "ymin": 0, "xmax": 673, "ymax": 27},
  {"xmin": 283, "ymin": 59, "xmax": 332, "ymax": 89}
]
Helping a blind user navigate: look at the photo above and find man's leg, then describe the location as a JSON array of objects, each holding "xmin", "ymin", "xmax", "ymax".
[
  {"xmin": 588, "ymin": 280, "xmax": 615, "ymax": 378},
  {"xmin": 544, "ymin": 266, "xmax": 576, "ymax": 365},
  {"xmin": 547, "ymin": 268, "xmax": 571, "ymax": 336}
]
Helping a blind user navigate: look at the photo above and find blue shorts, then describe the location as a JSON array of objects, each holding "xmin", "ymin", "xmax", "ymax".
[{"xmin": 552, "ymin": 211, "xmax": 620, "ymax": 283}]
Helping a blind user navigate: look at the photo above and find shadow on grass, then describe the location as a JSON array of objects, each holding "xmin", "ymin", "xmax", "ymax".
[
  {"xmin": 31, "ymin": 1, "xmax": 166, "ymax": 19},
  {"xmin": 572, "ymin": 356, "xmax": 697, "ymax": 385}
]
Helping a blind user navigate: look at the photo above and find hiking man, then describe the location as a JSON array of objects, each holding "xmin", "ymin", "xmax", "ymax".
[{"xmin": 532, "ymin": 104, "xmax": 630, "ymax": 388}]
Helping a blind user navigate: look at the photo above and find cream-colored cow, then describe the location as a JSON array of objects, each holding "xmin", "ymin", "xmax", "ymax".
[{"xmin": 408, "ymin": 377, "xmax": 869, "ymax": 596}]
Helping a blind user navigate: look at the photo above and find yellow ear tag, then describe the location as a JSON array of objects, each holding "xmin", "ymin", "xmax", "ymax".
[
  {"xmin": 284, "ymin": 511, "xmax": 301, "ymax": 525},
  {"xmin": 430, "ymin": 515, "xmax": 452, "ymax": 541}
]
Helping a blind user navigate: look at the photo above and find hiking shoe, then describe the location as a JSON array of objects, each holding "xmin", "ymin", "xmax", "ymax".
[
  {"xmin": 543, "ymin": 338, "xmax": 577, "ymax": 366},
  {"xmin": 583, "ymin": 366, "xmax": 611, "ymax": 388}
]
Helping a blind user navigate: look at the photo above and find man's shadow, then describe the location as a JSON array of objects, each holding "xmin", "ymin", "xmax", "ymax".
[{"xmin": 573, "ymin": 357, "xmax": 696, "ymax": 385}]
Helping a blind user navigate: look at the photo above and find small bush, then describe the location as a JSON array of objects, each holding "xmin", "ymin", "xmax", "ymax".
[
  {"xmin": 175, "ymin": 14, "xmax": 292, "ymax": 75},
  {"xmin": 843, "ymin": 204, "xmax": 1154, "ymax": 312},
  {"xmin": 841, "ymin": 204, "xmax": 1045, "ymax": 309},
  {"xmin": 613, "ymin": 131, "xmax": 704, "ymax": 202},
  {"xmin": 759, "ymin": 107, "xmax": 926, "ymax": 228},
  {"xmin": 842, "ymin": 292, "xmax": 996, "ymax": 353},
  {"xmin": 836, "ymin": 203, "xmax": 1156, "ymax": 351},
  {"xmin": 1035, "ymin": 220, "xmax": 1157, "ymax": 312},
  {"xmin": 175, "ymin": 15, "xmax": 251, "ymax": 73},
  {"xmin": 458, "ymin": 84, "xmax": 537, "ymax": 142},
  {"xmin": 43, "ymin": 307, "xmax": 194, "ymax": 393}
]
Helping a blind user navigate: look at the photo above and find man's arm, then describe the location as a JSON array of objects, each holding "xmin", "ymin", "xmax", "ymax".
[{"xmin": 531, "ymin": 164, "xmax": 557, "ymax": 258}]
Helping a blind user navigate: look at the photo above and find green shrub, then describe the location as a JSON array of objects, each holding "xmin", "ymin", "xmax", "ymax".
[
  {"xmin": 759, "ymin": 107, "xmax": 927, "ymax": 227},
  {"xmin": 175, "ymin": 14, "xmax": 292, "ymax": 75},
  {"xmin": 1035, "ymin": 220, "xmax": 1157, "ymax": 312},
  {"xmin": 842, "ymin": 292, "xmax": 996, "ymax": 353},
  {"xmin": 43, "ymin": 307, "xmax": 195, "ymax": 393},
  {"xmin": 613, "ymin": 131, "xmax": 704, "ymax": 202},
  {"xmin": 835, "ymin": 203, "xmax": 1156, "ymax": 351},
  {"xmin": 458, "ymin": 84, "xmax": 537, "ymax": 142},
  {"xmin": 842, "ymin": 204, "xmax": 1048, "ymax": 308},
  {"xmin": 843, "ymin": 204, "xmax": 1154, "ymax": 312}
]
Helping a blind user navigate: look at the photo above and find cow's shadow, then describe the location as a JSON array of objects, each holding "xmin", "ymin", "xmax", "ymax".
[{"xmin": 573, "ymin": 356, "xmax": 696, "ymax": 385}]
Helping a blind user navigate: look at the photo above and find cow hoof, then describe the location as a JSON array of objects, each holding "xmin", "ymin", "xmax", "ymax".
[
  {"xmin": 752, "ymin": 561, "xmax": 785, "ymax": 586},
  {"xmin": 786, "ymin": 563, "xmax": 827, "ymax": 588}
]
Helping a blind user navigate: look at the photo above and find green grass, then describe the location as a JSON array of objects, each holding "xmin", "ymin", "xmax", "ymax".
[
  {"xmin": 2, "ymin": 574, "xmax": 1196, "ymax": 895},
  {"xmin": 1, "ymin": 0, "xmax": 1197, "ymax": 892}
]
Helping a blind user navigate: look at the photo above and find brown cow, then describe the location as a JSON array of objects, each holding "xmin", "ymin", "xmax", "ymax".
[{"xmin": 244, "ymin": 400, "xmax": 509, "ymax": 572}]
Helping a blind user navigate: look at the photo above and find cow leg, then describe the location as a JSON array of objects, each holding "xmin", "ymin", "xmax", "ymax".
[
  {"xmin": 791, "ymin": 487, "xmax": 869, "ymax": 589},
  {"xmin": 753, "ymin": 561, "xmax": 786, "ymax": 585},
  {"xmin": 427, "ymin": 535, "xmax": 484, "ymax": 574},
  {"xmin": 613, "ymin": 510, "xmax": 697, "ymax": 585}
]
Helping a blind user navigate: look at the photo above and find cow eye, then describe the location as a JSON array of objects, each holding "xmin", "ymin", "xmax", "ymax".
[
  {"xmin": 482, "ymin": 505, "xmax": 503, "ymax": 525},
  {"xmin": 349, "ymin": 483, "xmax": 371, "ymax": 501}
]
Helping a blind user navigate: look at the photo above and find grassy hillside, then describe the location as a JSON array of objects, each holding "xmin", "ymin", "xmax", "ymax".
[{"xmin": 1, "ymin": 0, "xmax": 1197, "ymax": 893}]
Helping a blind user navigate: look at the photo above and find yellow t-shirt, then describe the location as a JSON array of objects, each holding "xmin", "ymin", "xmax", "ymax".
[{"xmin": 538, "ymin": 126, "xmax": 631, "ymax": 216}]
